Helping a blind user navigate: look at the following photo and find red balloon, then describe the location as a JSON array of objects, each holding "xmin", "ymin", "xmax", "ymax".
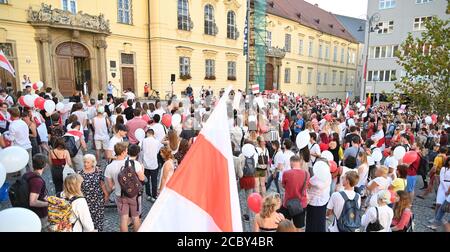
[
  {"xmin": 348, "ymin": 110, "xmax": 355, "ymax": 117},
  {"xmin": 324, "ymin": 114, "xmax": 332, "ymax": 122},
  {"xmin": 18, "ymin": 96, "xmax": 26, "ymax": 107},
  {"xmin": 402, "ymin": 151, "xmax": 418, "ymax": 164},
  {"xmin": 161, "ymin": 114, "xmax": 172, "ymax": 128},
  {"xmin": 32, "ymin": 83, "xmax": 39, "ymax": 90},
  {"xmin": 247, "ymin": 193, "xmax": 262, "ymax": 214},
  {"xmin": 329, "ymin": 160, "xmax": 338, "ymax": 173},
  {"xmin": 431, "ymin": 114, "xmax": 437, "ymax": 123},
  {"xmin": 34, "ymin": 97, "xmax": 45, "ymax": 110},
  {"xmin": 319, "ymin": 143, "xmax": 329, "ymax": 152}
]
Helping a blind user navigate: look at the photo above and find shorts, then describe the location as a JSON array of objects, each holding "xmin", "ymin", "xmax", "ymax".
[
  {"xmin": 255, "ymin": 168, "xmax": 267, "ymax": 178},
  {"xmin": 116, "ymin": 196, "xmax": 140, "ymax": 217},
  {"xmin": 278, "ymin": 206, "xmax": 306, "ymax": 229},
  {"xmin": 95, "ymin": 139, "xmax": 109, "ymax": 150},
  {"xmin": 406, "ymin": 175, "xmax": 417, "ymax": 193}
]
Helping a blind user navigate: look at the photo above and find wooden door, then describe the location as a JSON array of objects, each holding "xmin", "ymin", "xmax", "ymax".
[
  {"xmin": 121, "ymin": 67, "xmax": 135, "ymax": 92},
  {"xmin": 265, "ymin": 63, "xmax": 274, "ymax": 90},
  {"xmin": 57, "ymin": 56, "xmax": 74, "ymax": 97}
]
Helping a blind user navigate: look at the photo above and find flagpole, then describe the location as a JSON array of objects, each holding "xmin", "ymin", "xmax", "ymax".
[{"xmin": 245, "ymin": 0, "xmax": 250, "ymax": 95}]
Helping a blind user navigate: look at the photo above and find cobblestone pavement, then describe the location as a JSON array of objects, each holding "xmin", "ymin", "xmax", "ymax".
[{"xmin": 0, "ymin": 146, "xmax": 444, "ymax": 232}]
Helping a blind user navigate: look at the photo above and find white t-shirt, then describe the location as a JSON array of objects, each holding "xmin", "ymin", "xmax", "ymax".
[
  {"xmin": 142, "ymin": 136, "xmax": 163, "ymax": 170},
  {"xmin": 7, "ymin": 119, "xmax": 32, "ymax": 149},
  {"xmin": 367, "ymin": 155, "xmax": 375, "ymax": 166},
  {"xmin": 71, "ymin": 197, "xmax": 95, "ymax": 232},
  {"xmin": 124, "ymin": 92, "xmax": 136, "ymax": 101},
  {"xmin": 92, "ymin": 116, "xmax": 109, "ymax": 141},
  {"xmin": 280, "ymin": 150, "xmax": 295, "ymax": 181},
  {"xmin": 104, "ymin": 159, "xmax": 143, "ymax": 197},
  {"xmin": 271, "ymin": 150, "xmax": 284, "ymax": 172},
  {"xmin": 368, "ymin": 177, "xmax": 389, "ymax": 207},
  {"xmin": 308, "ymin": 142, "xmax": 321, "ymax": 168},
  {"xmin": 150, "ymin": 123, "xmax": 166, "ymax": 143},
  {"xmin": 357, "ymin": 163, "xmax": 369, "ymax": 188},
  {"xmin": 327, "ymin": 189, "xmax": 361, "ymax": 232},
  {"xmin": 384, "ymin": 156, "xmax": 398, "ymax": 171},
  {"xmin": 153, "ymin": 108, "xmax": 165, "ymax": 120},
  {"xmin": 107, "ymin": 135, "xmax": 123, "ymax": 156},
  {"xmin": 110, "ymin": 114, "xmax": 127, "ymax": 126},
  {"xmin": 72, "ymin": 110, "xmax": 88, "ymax": 127},
  {"xmin": 362, "ymin": 205, "xmax": 393, "ymax": 232}
]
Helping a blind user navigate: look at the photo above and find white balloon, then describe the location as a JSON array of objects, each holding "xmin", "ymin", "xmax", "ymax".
[
  {"xmin": 393, "ymin": 146, "xmax": 406, "ymax": 160},
  {"xmin": 0, "ymin": 146, "xmax": 30, "ymax": 173},
  {"xmin": 272, "ymin": 109, "xmax": 279, "ymax": 117},
  {"xmin": 372, "ymin": 148, "xmax": 383, "ymax": 162},
  {"xmin": 321, "ymin": 151, "xmax": 334, "ymax": 161},
  {"xmin": 347, "ymin": 118, "xmax": 355, "ymax": 127},
  {"xmin": 0, "ymin": 163, "xmax": 5, "ymax": 188},
  {"xmin": 336, "ymin": 105, "xmax": 342, "ymax": 112},
  {"xmin": 0, "ymin": 207, "xmax": 41, "ymax": 232},
  {"xmin": 56, "ymin": 102, "xmax": 65, "ymax": 112},
  {"xmin": 313, "ymin": 161, "xmax": 332, "ymax": 183},
  {"xmin": 425, "ymin": 116, "xmax": 432, "ymax": 125},
  {"xmin": 172, "ymin": 114, "xmax": 182, "ymax": 127},
  {"xmin": 135, "ymin": 128, "xmax": 145, "ymax": 142},
  {"xmin": 37, "ymin": 81, "xmax": 44, "ymax": 88},
  {"xmin": 296, "ymin": 130, "xmax": 311, "ymax": 150},
  {"xmin": 44, "ymin": 100, "xmax": 56, "ymax": 113},
  {"xmin": 24, "ymin": 95, "xmax": 35, "ymax": 107},
  {"xmin": 356, "ymin": 102, "xmax": 362, "ymax": 108},
  {"xmin": 242, "ymin": 144, "xmax": 256, "ymax": 158},
  {"xmin": 359, "ymin": 106, "xmax": 365, "ymax": 112},
  {"xmin": 31, "ymin": 94, "xmax": 39, "ymax": 100},
  {"xmin": 362, "ymin": 113, "xmax": 367, "ymax": 118}
]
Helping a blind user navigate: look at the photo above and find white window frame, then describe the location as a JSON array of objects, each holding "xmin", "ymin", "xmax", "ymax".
[
  {"xmin": 62, "ymin": 0, "xmax": 77, "ymax": 14},
  {"xmin": 369, "ymin": 45, "xmax": 399, "ymax": 59},
  {"xmin": 205, "ymin": 59, "xmax": 215, "ymax": 78},
  {"xmin": 377, "ymin": 21, "xmax": 394, "ymax": 34},
  {"xmin": 332, "ymin": 70, "xmax": 337, "ymax": 85},
  {"xmin": 413, "ymin": 16, "xmax": 432, "ymax": 31},
  {"xmin": 317, "ymin": 71, "xmax": 321, "ymax": 85},
  {"xmin": 118, "ymin": 0, "xmax": 132, "ymax": 24},
  {"xmin": 227, "ymin": 11, "xmax": 237, "ymax": 40},
  {"xmin": 325, "ymin": 45, "xmax": 330, "ymax": 60},
  {"xmin": 333, "ymin": 46, "xmax": 338, "ymax": 62},
  {"xmin": 266, "ymin": 31, "xmax": 272, "ymax": 48},
  {"xmin": 297, "ymin": 67, "xmax": 303, "ymax": 84},
  {"xmin": 179, "ymin": 57, "xmax": 191, "ymax": 76},
  {"xmin": 307, "ymin": 68, "xmax": 313, "ymax": 84},
  {"xmin": 204, "ymin": 4, "xmax": 215, "ymax": 35},
  {"xmin": 308, "ymin": 40, "xmax": 314, "ymax": 57},
  {"xmin": 323, "ymin": 72, "xmax": 328, "ymax": 85},
  {"xmin": 227, "ymin": 61, "xmax": 236, "ymax": 78},
  {"xmin": 284, "ymin": 68, "xmax": 291, "ymax": 83},
  {"xmin": 299, "ymin": 39, "xmax": 304, "ymax": 55},
  {"xmin": 340, "ymin": 48, "xmax": 344, "ymax": 63},
  {"xmin": 339, "ymin": 71, "xmax": 344, "ymax": 85},
  {"xmin": 178, "ymin": 0, "xmax": 190, "ymax": 31},
  {"xmin": 416, "ymin": 0, "xmax": 432, "ymax": 4},
  {"xmin": 379, "ymin": 0, "xmax": 396, "ymax": 9},
  {"xmin": 285, "ymin": 34, "xmax": 291, "ymax": 53},
  {"xmin": 318, "ymin": 44, "xmax": 323, "ymax": 59}
]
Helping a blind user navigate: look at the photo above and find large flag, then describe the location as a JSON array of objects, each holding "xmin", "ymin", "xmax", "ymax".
[
  {"xmin": 0, "ymin": 50, "xmax": 15, "ymax": 77},
  {"xmin": 344, "ymin": 92, "xmax": 350, "ymax": 116},
  {"xmin": 139, "ymin": 87, "xmax": 242, "ymax": 232}
]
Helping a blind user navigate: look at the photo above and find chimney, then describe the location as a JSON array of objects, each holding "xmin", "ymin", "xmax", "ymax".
[{"xmin": 314, "ymin": 3, "xmax": 318, "ymax": 7}]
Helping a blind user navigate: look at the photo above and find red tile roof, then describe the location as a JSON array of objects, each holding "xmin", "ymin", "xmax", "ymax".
[{"xmin": 267, "ymin": 0, "xmax": 358, "ymax": 43}]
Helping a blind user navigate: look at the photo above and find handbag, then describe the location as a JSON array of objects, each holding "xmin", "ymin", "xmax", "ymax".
[
  {"xmin": 366, "ymin": 207, "xmax": 384, "ymax": 232},
  {"xmin": 286, "ymin": 171, "xmax": 309, "ymax": 217},
  {"xmin": 63, "ymin": 164, "xmax": 76, "ymax": 181}
]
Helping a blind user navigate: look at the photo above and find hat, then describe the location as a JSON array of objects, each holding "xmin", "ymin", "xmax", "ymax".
[
  {"xmin": 25, "ymin": 84, "xmax": 31, "ymax": 88},
  {"xmin": 116, "ymin": 124, "xmax": 128, "ymax": 132}
]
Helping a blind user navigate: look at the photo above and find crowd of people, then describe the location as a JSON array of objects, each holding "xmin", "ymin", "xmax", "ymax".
[{"xmin": 0, "ymin": 82, "xmax": 449, "ymax": 232}]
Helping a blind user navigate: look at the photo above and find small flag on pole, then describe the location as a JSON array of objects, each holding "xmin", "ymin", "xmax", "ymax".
[
  {"xmin": 0, "ymin": 50, "xmax": 15, "ymax": 77},
  {"xmin": 252, "ymin": 84, "xmax": 260, "ymax": 94}
]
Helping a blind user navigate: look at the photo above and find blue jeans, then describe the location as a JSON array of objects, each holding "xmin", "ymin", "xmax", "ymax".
[
  {"xmin": 435, "ymin": 200, "xmax": 449, "ymax": 224},
  {"xmin": 266, "ymin": 171, "xmax": 280, "ymax": 194}
]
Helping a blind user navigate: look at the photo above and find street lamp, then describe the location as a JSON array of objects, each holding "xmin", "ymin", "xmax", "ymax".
[{"xmin": 359, "ymin": 13, "xmax": 380, "ymax": 102}]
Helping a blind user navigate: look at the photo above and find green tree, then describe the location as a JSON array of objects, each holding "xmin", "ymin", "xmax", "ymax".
[{"xmin": 395, "ymin": 17, "xmax": 450, "ymax": 117}]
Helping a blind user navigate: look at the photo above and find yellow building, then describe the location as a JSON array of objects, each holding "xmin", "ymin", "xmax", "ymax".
[
  {"xmin": 0, "ymin": 0, "xmax": 150, "ymax": 97},
  {"xmin": 0, "ymin": 0, "xmax": 359, "ymax": 99}
]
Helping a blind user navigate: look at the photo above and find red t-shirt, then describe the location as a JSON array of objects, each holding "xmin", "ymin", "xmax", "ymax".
[
  {"xmin": 407, "ymin": 152, "xmax": 421, "ymax": 176},
  {"xmin": 282, "ymin": 118, "xmax": 290, "ymax": 131},
  {"xmin": 282, "ymin": 169, "xmax": 309, "ymax": 208}
]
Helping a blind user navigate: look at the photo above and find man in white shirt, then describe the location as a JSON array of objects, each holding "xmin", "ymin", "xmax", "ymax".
[
  {"xmin": 5, "ymin": 107, "xmax": 32, "ymax": 174},
  {"xmin": 141, "ymin": 129, "xmax": 163, "ymax": 202},
  {"xmin": 0, "ymin": 102, "xmax": 11, "ymax": 133},
  {"xmin": 153, "ymin": 101, "xmax": 165, "ymax": 120},
  {"xmin": 104, "ymin": 142, "xmax": 145, "ymax": 232},
  {"xmin": 308, "ymin": 132, "xmax": 321, "ymax": 170},
  {"xmin": 0, "ymin": 89, "xmax": 14, "ymax": 107},
  {"xmin": 123, "ymin": 88, "xmax": 136, "ymax": 101},
  {"xmin": 327, "ymin": 170, "xmax": 361, "ymax": 232},
  {"xmin": 92, "ymin": 106, "xmax": 111, "ymax": 161},
  {"xmin": 106, "ymin": 124, "xmax": 128, "ymax": 162},
  {"xmin": 280, "ymin": 140, "xmax": 295, "ymax": 197},
  {"xmin": 150, "ymin": 114, "xmax": 166, "ymax": 143},
  {"xmin": 71, "ymin": 103, "xmax": 89, "ymax": 143}
]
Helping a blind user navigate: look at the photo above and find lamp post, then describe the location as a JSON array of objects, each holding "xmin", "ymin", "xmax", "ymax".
[{"xmin": 359, "ymin": 13, "xmax": 380, "ymax": 102}]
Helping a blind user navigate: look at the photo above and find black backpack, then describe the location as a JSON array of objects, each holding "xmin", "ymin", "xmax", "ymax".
[
  {"xmin": 64, "ymin": 135, "xmax": 81, "ymax": 158},
  {"xmin": 118, "ymin": 158, "xmax": 143, "ymax": 198},
  {"xmin": 243, "ymin": 155, "xmax": 256, "ymax": 177},
  {"xmin": 9, "ymin": 173, "xmax": 42, "ymax": 208},
  {"xmin": 336, "ymin": 191, "xmax": 362, "ymax": 232}
]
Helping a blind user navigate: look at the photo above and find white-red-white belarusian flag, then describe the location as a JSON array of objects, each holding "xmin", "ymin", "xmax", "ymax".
[
  {"xmin": 344, "ymin": 92, "xmax": 350, "ymax": 116},
  {"xmin": 139, "ymin": 87, "xmax": 242, "ymax": 232},
  {"xmin": 251, "ymin": 84, "xmax": 260, "ymax": 94},
  {"xmin": 0, "ymin": 50, "xmax": 15, "ymax": 77}
]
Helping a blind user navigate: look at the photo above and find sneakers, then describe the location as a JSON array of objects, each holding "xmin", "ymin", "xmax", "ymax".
[
  {"xmin": 427, "ymin": 224, "xmax": 440, "ymax": 230},
  {"xmin": 146, "ymin": 196, "xmax": 152, "ymax": 201},
  {"xmin": 243, "ymin": 214, "xmax": 250, "ymax": 223}
]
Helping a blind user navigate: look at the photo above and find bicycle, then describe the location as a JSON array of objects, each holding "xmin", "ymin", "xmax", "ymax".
[{"xmin": 148, "ymin": 89, "xmax": 160, "ymax": 100}]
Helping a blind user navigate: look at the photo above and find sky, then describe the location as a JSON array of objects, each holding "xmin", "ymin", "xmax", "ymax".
[{"xmin": 303, "ymin": 0, "xmax": 368, "ymax": 19}]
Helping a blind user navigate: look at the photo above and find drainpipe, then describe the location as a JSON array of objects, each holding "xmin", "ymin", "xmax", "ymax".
[{"xmin": 147, "ymin": 0, "xmax": 153, "ymax": 90}]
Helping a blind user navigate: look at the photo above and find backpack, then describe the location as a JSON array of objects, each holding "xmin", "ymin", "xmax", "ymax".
[
  {"xmin": 118, "ymin": 158, "xmax": 142, "ymax": 198},
  {"xmin": 9, "ymin": 173, "xmax": 42, "ymax": 208},
  {"xmin": 64, "ymin": 135, "xmax": 81, "ymax": 158},
  {"xmin": 257, "ymin": 148, "xmax": 269, "ymax": 170},
  {"xmin": 336, "ymin": 191, "xmax": 362, "ymax": 232},
  {"xmin": 47, "ymin": 195, "xmax": 83, "ymax": 232},
  {"xmin": 243, "ymin": 155, "xmax": 256, "ymax": 177}
]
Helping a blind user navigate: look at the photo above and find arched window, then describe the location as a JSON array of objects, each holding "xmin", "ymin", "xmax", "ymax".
[
  {"xmin": 204, "ymin": 4, "xmax": 215, "ymax": 35},
  {"xmin": 227, "ymin": 11, "xmax": 236, "ymax": 39},
  {"xmin": 178, "ymin": 0, "xmax": 190, "ymax": 31}
]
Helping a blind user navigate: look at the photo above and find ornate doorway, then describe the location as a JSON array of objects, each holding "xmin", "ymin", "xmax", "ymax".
[{"xmin": 55, "ymin": 42, "xmax": 91, "ymax": 97}]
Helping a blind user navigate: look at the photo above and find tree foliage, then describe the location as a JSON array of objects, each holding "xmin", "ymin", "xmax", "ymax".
[{"xmin": 394, "ymin": 17, "xmax": 450, "ymax": 117}]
